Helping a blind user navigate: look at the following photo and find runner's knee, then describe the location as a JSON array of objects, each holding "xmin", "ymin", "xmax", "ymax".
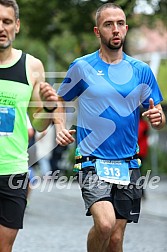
[
  {"xmin": 95, "ymin": 218, "xmax": 116, "ymax": 241},
  {"xmin": 109, "ymin": 230, "xmax": 124, "ymax": 251}
]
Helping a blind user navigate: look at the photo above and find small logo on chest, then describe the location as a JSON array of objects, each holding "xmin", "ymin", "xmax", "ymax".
[{"xmin": 97, "ymin": 70, "xmax": 104, "ymax": 76}]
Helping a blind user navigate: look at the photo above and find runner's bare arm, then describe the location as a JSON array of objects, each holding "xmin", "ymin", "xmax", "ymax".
[
  {"xmin": 27, "ymin": 55, "xmax": 57, "ymax": 132},
  {"xmin": 53, "ymin": 96, "xmax": 76, "ymax": 146}
]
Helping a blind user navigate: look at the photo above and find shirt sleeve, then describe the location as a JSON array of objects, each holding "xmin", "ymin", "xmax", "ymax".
[
  {"xmin": 140, "ymin": 64, "xmax": 163, "ymax": 108},
  {"xmin": 57, "ymin": 60, "xmax": 89, "ymax": 101}
]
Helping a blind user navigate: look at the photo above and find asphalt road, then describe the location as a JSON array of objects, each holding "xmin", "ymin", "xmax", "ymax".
[{"xmin": 13, "ymin": 177, "xmax": 167, "ymax": 252}]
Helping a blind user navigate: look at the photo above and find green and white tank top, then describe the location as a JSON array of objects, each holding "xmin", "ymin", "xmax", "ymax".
[{"xmin": 0, "ymin": 51, "xmax": 33, "ymax": 175}]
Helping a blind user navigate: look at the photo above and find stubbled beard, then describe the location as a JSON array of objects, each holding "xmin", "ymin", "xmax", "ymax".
[
  {"xmin": 107, "ymin": 38, "xmax": 124, "ymax": 50},
  {"xmin": 100, "ymin": 34, "xmax": 125, "ymax": 51},
  {"xmin": 0, "ymin": 39, "xmax": 13, "ymax": 50}
]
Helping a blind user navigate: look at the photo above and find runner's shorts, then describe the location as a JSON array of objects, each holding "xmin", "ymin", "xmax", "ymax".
[
  {"xmin": 77, "ymin": 167, "xmax": 142, "ymax": 223},
  {"xmin": 0, "ymin": 173, "xmax": 28, "ymax": 229}
]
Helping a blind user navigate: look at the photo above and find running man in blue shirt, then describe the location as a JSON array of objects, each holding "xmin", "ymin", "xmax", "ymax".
[{"xmin": 55, "ymin": 3, "xmax": 166, "ymax": 252}]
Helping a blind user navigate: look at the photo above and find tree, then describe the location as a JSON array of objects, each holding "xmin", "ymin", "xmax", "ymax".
[
  {"xmin": 15, "ymin": 0, "xmax": 166, "ymax": 70},
  {"xmin": 147, "ymin": 0, "xmax": 167, "ymax": 25}
]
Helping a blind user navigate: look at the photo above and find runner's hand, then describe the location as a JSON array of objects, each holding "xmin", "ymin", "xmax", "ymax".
[
  {"xmin": 56, "ymin": 129, "xmax": 76, "ymax": 146},
  {"xmin": 142, "ymin": 98, "xmax": 162, "ymax": 127},
  {"xmin": 40, "ymin": 82, "xmax": 57, "ymax": 110}
]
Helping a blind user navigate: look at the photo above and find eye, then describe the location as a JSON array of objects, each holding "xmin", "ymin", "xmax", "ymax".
[
  {"xmin": 104, "ymin": 22, "xmax": 112, "ymax": 27},
  {"xmin": 118, "ymin": 21, "xmax": 125, "ymax": 26},
  {"xmin": 3, "ymin": 19, "xmax": 13, "ymax": 25}
]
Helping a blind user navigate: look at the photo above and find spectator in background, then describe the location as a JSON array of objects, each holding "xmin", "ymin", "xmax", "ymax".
[
  {"xmin": 35, "ymin": 128, "xmax": 52, "ymax": 177},
  {"xmin": 27, "ymin": 115, "xmax": 36, "ymax": 203},
  {"xmin": 138, "ymin": 111, "xmax": 150, "ymax": 198},
  {"xmin": 50, "ymin": 132, "xmax": 68, "ymax": 177}
]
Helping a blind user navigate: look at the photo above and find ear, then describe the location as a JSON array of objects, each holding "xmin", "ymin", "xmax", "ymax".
[
  {"xmin": 15, "ymin": 19, "xmax": 20, "ymax": 34},
  {"xmin": 126, "ymin": 25, "xmax": 128, "ymax": 32},
  {"xmin": 94, "ymin": 26, "xmax": 100, "ymax": 38}
]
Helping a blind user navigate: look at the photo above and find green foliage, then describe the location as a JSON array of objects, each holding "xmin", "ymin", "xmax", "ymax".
[
  {"xmin": 141, "ymin": 146, "xmax": 167, "ymax": 176},
  {"xmin": 15, "ymin": 0, "xmax": 166, "ymax": 70},
  {"xmin": 148, "ymin": 0, "xmax": 167, "ymax": 25},
  {"xmin": 157, "ymin": 60, "xmax": 167, "ymax": 103},
  {"xmin": 13, "ymin": 35, "xmax": 48, "ymax": 64},
  {"xmin": 16, "ymin": 0, "xmax": 137, "ymax": 69}
]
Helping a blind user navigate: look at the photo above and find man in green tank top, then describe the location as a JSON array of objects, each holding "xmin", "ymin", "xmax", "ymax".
[{"xmin": 0, "ymin": 1, "xmax": 57, "ymax": 251}]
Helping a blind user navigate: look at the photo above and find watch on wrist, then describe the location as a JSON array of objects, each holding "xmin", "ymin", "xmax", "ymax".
[{"xmin": 43, "ymin": 105, "xmax": 57, "ymax": 113}]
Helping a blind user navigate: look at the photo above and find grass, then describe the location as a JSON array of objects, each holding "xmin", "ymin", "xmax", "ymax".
[{"xmin": 157, "ymin": 59, "xmax": 167, "ymax": 103}]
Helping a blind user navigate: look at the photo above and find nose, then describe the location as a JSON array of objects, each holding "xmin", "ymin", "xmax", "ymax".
[
  {"xmin": 113, "ymin": 23, "xmax": 119, "ymax": 32},
  {"xmin": 0, "ymin": 21, "xmax": 4, "ymax": 31}
]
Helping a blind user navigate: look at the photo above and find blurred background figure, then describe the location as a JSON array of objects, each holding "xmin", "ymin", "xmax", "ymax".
[
  {"xmin": 35, "ymin": 123, "xmax": 69, "ymax": 179},
  {"xmin": 35, "ymin": 128, "xmax": 52, "ymax": 177},
  {"xmin": 138, "ymin": 111, "xmax": 150, "ymax": 199},
  {"xmin": 50, "ymin": 144, "xmax": 68, "ymax": 177},
  {"xmin": 27, "ymin": 115, "xmax": 37, "ymax": 204}
]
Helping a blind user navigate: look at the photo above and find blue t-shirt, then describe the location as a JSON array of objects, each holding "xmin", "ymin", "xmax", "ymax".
[{"xmin": 58, "ymin": 51, "xmax": 163, "ymax": 167}]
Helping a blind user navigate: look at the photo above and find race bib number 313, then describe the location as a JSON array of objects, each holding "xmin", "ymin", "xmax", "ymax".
[{"xmin": 95, "ymin": 159, "xmax": 130, "ymax": 185}]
